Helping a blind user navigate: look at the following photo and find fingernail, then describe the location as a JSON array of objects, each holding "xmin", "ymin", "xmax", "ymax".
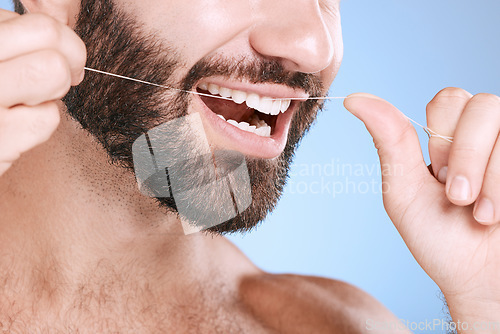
[
  {"xmin": 437, "ymin": 166, "xmax": 448, "ymax": 184},
  {"xmin": 448, "ymin": 176, "xmax": 471, "ymax": 201},
  {"xmin": 345, "ymin": 93, "xmax": 385, "ymax": 101},
  {"xmin": 474, "ymin": 197, "xmax": 495, "ymax": 223}
]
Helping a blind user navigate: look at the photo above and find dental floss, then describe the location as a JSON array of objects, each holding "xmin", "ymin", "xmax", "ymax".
[
  {"xmin": 83, "ymin": 67, "xmax": 454, "ymax": 143},
  {"xmin": 83, "ymin": 67, "xmax": 346, "ymax": 102},
  {"xmin": 405, "ymin": 116, "xmax": 454, "ymax": 143},
  {"xmin": 84, "ymin": 67, "xmax": 234, "ymax": 101}
]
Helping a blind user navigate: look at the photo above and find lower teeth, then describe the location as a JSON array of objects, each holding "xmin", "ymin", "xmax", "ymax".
[{"xmin": 217, "ymin": 113, "xmax": 271, "ymax": 137}]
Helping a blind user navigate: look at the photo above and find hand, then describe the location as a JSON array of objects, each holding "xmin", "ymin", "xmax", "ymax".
[
  {"xmin": 344, "ymin": 89, "xmax": 500, "ymax": 328},
  {"xmin": 0, "ymin": 9, "xmax": 86, "ymax": 176}
]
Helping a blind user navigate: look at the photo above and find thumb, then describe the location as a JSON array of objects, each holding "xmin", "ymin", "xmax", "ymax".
[{"xmin": 343, "ymin": 93, "xmax": 432, "ymax": 215}]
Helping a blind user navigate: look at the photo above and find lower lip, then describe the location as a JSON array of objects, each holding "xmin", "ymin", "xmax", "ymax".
[{"xmin": 193, "ymin": 95, "xmax": 295, "ymax": 159}]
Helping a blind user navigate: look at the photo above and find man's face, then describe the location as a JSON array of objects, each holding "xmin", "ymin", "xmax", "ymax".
[{"xmin": 64, "ymin": 0, "xmax": 343, "ymax": 234}]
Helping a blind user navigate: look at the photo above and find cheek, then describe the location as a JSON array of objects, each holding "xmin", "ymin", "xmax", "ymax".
[{"xmin": 118, "ymin": 0, "xmax": 253, "ymax": 64}]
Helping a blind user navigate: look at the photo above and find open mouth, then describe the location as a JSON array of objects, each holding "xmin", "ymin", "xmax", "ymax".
[
  {"xmin": 196, "ymin": 82, "xmax": 293, "ymax": 138},
  {"xmin": 192, "ymin": 79, "xmax": 308, "ymax": 159}
]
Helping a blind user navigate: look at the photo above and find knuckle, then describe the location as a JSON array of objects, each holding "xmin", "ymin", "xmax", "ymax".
[
  {"xmin": 450, "ymin": 144, "xmax": 479, "ymax": 162},
  {"xmin": 426, "ymin": 87, "xmax": 473, "ymax": 119},
  {"xmin": 452, "ymin": 145, "xmax": 479, "ymax": 156},
  {"xmin": 22, "ymin": 51, "xmax": 55, "ymax": 83},
  {"xmin": 471, "ymin": 93, "xmax": 500, "ymax": 109},
  {"xmin": 45, "ymin": 53, "xmax": 72, "ymax": 98},
  {"xmin": 41, "ymin": 50, "xmax": 67, "ymax": 76},
  {"xmin": 436, "ymin": 87, "xmax": 473, "ymax": 100},
  {"xmin": 28, "ymin": 14, "xmax": 61, "ymax": 45},
  {"xmin": 24, "ymin": 51, "xmax": 71, "ymax": 100}
]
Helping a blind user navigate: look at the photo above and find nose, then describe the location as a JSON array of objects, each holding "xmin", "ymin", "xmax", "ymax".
[{"xmin": 249, "ymin": 0, "xmax": 335, "ymax": 74}]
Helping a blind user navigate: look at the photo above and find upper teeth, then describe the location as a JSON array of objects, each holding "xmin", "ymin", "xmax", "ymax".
[{"xmin": 198, "ymin": 83, "xmax": 292, "ymax": 115}]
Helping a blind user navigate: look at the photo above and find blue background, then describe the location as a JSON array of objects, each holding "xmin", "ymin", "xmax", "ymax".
[{"xmin": 2, "ymin": 0, "xmax": 498, "ymax": 332}]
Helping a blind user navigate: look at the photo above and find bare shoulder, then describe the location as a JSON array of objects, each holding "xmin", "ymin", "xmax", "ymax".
[
  {"xmin": 213, "ymin": 237, "xmax": 408, "ymax": 333},
  {"xmin": 238, "ymin": 273, "xmax": 407, "ymax": 334}
]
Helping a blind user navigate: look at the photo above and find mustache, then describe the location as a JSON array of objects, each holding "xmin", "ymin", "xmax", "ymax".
[{"xmin": 181, "ymin": 55, "xmax": 324, "ymax": 98}]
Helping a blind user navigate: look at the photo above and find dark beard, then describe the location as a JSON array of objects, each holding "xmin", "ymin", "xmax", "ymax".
[{"xmin": 63, "ymin": 0, "xmax": 325, "ymax": 234}]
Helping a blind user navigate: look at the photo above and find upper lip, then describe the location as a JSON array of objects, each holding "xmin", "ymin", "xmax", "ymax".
[{"xmin": 195, "ymin": 76, "xmax": 310, "ymax": 101}]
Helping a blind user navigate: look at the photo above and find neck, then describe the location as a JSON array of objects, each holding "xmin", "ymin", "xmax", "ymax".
[{"xmin": 0, "ymin": 107, "xmax": 223, "ymax": 317}]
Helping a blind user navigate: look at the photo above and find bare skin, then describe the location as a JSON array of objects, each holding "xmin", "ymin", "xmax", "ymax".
[
  {"xmin": 0, "ymin": 1, "xmax": 403, "ymax": 332},
  {"xmin": 0, "ymin": 111, "xmax": 401, "ymax": 333},
  {"xmin": 1, "ymin": 0, "xmax": 499, "ymax": 333}
]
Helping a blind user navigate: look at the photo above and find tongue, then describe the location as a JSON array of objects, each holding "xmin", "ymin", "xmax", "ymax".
[{"xmin": 200, "ymin": 94, "xmax": 254, "ymax": 123}]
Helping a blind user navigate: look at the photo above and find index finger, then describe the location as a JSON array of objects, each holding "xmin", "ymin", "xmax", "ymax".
[
  {"xmin": 426, "ymin": 87, "xmax": 472, "ymax": 181},
  {"xmin": 0, "ymin": 13, "xmax": 86, "ymax": 85}
]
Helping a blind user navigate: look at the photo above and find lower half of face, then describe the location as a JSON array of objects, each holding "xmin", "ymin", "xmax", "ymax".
[{"xmin": 64, "ymin": 0, "xmax": 333, "ymax": 234}]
